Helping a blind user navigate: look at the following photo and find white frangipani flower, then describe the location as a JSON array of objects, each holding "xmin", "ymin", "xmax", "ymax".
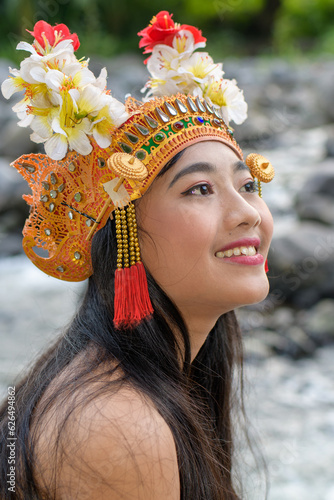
[
  {"xmin": 1, "ymin": 29, "xmax": 130, "ymax": 160},
  {"xmin": 142, "ymin": 27, "xmax": 247, "ymax": 125},
  {"xmin": 203, "ymin": 77, "xmax": 248, "ymax": 125}
]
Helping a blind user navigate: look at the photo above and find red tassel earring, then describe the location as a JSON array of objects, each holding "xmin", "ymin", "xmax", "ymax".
[{"xmin": 113, "ymin": 203, "xmax": 153, "ymax": 328}]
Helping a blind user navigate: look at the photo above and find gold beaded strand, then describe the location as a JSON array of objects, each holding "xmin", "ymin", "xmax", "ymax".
[
  {"xmin": 120, "ymin": 208, "xmax": 129, "ymax": 268},
  {"xmin": 126, "ymin": 203, "xmax": 141, "ymax": 264},
  {"xmin": 115, "ymin": 203, "xmax": 142, "ymax": 270},
  {"xmin": 258, "ymin": 179, "xmax": 262, "ymax": 198},
  {"xmin": 115, "ymin": 208, "xmax": 123, "ymax": 269}
]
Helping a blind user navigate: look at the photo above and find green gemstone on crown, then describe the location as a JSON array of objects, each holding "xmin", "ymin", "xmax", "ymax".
[
  {"xmin": 125, "ymin": 132, "xmax": 139, "ymax": 144},
  {"xmin": 144, "ymin": 115, "xmax": 159, "ymax": 128},
  {"xmin": 136, "ymin": 150, "xmax": 147, "ymax": 160},
  {"xmin": 118, "ymin": 142, "xmax": 133, "ymax": 154},
  {"xmin": 154, "ymin": 132, "xmax": 166, "ymax": 143},
  {"xmin": 134, "ymin": 123, "xmax": 150, "ymax": 136}
]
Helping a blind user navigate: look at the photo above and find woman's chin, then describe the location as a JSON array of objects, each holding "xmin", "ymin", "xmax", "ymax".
[{"xmin": 230, "ymin": 273, "xmax": 270, "ymax": 309}]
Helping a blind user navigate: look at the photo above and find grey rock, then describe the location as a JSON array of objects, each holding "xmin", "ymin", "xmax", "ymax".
[
  {"xmin": 299, "ymin": 299, "xmax": 334, "ymax": 345},
  {"xmin": 0, "ymin": 232, "xmax": 23, "ymax": 257},
  {"xmin": 268, "ymin": 223, "xmax": 334, "ymax": 308},
  {"xmin": 269, "ymin": 306, "xmax": 296, "ymax": 331},
  {"xmin": 325, "ymin": 134, "xmax": 334, "ymax": 157},
  {"xmin": 298, "ymin": 170, "xmax": 334, "ymax": 197},
  {"xmin": 89, "ymin": 54, "xmax": 148, "ymax": 102},
  {"xmin": 0, "ymin": 120, "xmax": 38, "ymax": 160},
  {"xmin": 0, "ymin": 157, "xmax": 28, "ymax": 213},
  {"xmin": 243, "ymin": 334, "xmax": 273, "ymax": 361},
  {"xmin": 295, "ymin": 193, "xmax": 334, "ymax": 226},
  {"xmin": 283, "ymin": 326, "xmax": 317, "ymax": 358}
]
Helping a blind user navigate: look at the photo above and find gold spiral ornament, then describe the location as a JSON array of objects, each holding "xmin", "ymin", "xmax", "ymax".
[
  {"xmin": 245, "ymin": 153, "xmax": 275, "ymax": 183},
  {"xmin": 107, "ymin": 152, "xmax": 148, "ymax": 181}
]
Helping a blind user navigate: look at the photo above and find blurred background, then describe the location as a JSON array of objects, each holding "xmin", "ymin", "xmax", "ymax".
[{"xmin": 0, "ymin": 1, "xmax": 334, "ymax": 499}]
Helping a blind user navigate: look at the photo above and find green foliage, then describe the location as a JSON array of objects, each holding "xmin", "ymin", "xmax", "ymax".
[
  {"xmin": 274, "ymin": 0, "xmax": 334, "ymax": 54},
  {"xmin": 1, "ymin": 0, "xmax": 334, "ymax": 63}
]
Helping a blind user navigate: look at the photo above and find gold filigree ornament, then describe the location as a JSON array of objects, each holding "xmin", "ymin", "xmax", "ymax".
[{"xmin": 245, "ymin": 153, "xmax": 275, "ymax": 183}]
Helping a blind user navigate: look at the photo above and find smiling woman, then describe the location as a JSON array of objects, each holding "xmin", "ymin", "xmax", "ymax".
[{"xmin": 0, "ymin": 11, "xmax": 274, "ymax": 500}]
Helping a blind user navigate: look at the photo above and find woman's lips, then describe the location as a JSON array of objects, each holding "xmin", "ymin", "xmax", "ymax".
[{"xmin": 215, "ymin": 238, "xmax": 264, "ymax": 265}]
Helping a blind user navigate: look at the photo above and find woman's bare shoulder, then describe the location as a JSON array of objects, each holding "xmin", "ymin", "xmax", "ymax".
[{"xmin": 35, "ymin": 369, "xmax": 180, "ymax": 500}]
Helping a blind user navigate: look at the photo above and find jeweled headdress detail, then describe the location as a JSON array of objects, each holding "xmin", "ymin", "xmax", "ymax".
[{"xmin": 1, "ymin": 12, "xmax": 274, "ymax": 328}]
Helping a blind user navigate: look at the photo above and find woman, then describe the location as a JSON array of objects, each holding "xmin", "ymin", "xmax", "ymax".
[{"xmin": 0, "ymin": 12, "xmax": 274, "ymax": 499}]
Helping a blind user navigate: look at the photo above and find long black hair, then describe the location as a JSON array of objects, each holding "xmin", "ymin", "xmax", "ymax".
[{"xmin": 0, "ymin": 152, "xmax": 246, "ymax": 499}]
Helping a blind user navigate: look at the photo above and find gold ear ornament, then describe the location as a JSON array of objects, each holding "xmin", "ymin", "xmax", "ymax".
[{"xmin": 245, "ymin": 153, "xmax": 275, "ymax": 183}]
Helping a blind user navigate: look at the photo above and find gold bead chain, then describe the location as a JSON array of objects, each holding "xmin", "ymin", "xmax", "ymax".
[
  {"xmin": 115, "ymin": 204, "xmax": 141, "ymax": 269},
  {"xmin": 115, "ymin": 208, "xmax": 123, "ymax": 269},
  {"xmin": 127, "ymin": 203, "xmax": 141, "ymax": 265}
]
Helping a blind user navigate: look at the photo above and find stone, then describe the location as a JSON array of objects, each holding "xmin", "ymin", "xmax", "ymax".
[
  {"xmin": 297, "ymin": 170, "xmax": 334, "ymax": 198},
  {"xmin": 268, "ymin": 223, "xmax": 334, "ymax": 308},
  {"xmin": 299, "ymin": 299, "xmax": 334, "ymax": 345},
  {"xmin": 295, "ymin": 193, "xmax": 334, "ymax": 226},
  {"xmin": 0, "ymin": 120, "xmax": 38, "ymax": 160}
]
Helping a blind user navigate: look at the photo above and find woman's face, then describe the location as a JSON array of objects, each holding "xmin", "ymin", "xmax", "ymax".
[{"xmin": 137, "ymin": 141, "xmax": 273, "ymax": 321}]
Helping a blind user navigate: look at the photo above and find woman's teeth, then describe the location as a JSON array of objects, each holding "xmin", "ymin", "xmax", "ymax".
[{"xmin": 216, "ymin": 246, "xmax": 257, "ymax": 258}]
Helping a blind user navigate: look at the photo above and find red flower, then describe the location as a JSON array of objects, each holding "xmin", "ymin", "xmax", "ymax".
[
  {"xmin": 138, "ymin": 11, "xmax": 179, "ymax": 54},
  {"xmin": 138, "ymin": 11, "xmax": 206, "ymax": 58},
  {"xmin": 27, "ymin": 21, "xmax": 80, "ymax": 52},
  {"xmin": 179, "ymin": 24, "xmax": 206, "ymax": 46}
]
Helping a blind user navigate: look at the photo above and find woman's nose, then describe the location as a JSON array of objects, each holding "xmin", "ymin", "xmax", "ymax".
[{"xmin": 222, "ymin": 191, "xmax": 261, "ymax": 230}]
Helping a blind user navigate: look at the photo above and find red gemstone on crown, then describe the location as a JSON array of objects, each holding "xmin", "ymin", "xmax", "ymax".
[{"xmin": 172, "ymin": 121, "xmax": 184, "ymax": 131}]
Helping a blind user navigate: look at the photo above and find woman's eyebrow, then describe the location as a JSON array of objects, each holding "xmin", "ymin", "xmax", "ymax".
[
  {"xmin": 234, "ymin": 160, "xmax": 250, "ymax": 173},
  {"xmin": 168, "ymin": 162, "xmax": 216, "ymax": 189}
]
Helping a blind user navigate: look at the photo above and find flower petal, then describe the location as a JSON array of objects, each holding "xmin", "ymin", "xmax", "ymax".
[
  {"xmin": 68, "ymin": 129, "xmax": 92, "ymax": 156},
  {"xmin": 92, "ymin": 128, "xmax": 111, "ymax": 148},
  {"xmin": 94, "ymin": 67, "xmax": 107, "ymax": 90},
  {"xmin": 30, "ymin": 132, "xmax": 47, "ymax": 144},
  {"xmin": 1, "ymin": 78, "xmax": 20, "ymax": 99},
  {"xmin": 51, "ymin": 116, "xmax": 67, "ymax": 136},
  {"xmin": 29, "ymin": 65, "xmax": 46, "ymax": 83},
  {"xmin": 31, "ymin": 116, "xmax": 53, "ymax": 139},
  {"xmin": 45, "ymin": 134, "xmax": 68, "ymax": 160},
  {"xmin": 45, "ymin": 70, "xmax": 64, "ymax": 91},
  {"xmin": 16, "ymin": 41, "xmax": 37, "ymax": 54},
  {"xmin": 17, "ymin": 114, "xmax": 34, "ymax": 127}
]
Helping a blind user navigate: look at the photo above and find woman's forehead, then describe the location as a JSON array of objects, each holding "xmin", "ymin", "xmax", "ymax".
[{"xmin": 165, "ymin": 141, "xmax": 247, "ymax": 177}]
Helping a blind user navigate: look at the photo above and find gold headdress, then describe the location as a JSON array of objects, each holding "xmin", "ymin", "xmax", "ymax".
[{"xmin": 1, "ymin": 13, "xmax": 274, "ymax": 327}]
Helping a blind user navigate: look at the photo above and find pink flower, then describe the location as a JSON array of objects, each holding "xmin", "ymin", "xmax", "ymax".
[
  {"xmin": 27, "ymin": 21, "xmax": 80, "ymax": 53},
  {"xmin": 138, "ymin": 10, "xmax": 206, "ymax": 56}
]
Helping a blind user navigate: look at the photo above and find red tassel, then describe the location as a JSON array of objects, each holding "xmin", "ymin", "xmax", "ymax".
[
  {"xmin": 265, "ymin": 259, "xmax": 269, "ymax": 273},
  {"xmin": 114, "ymin": 268, "xmax": 126, "ymax": 328},
  {"xmin": 113, "ymin": 263, "xmax": 153, "ymax": 329},
  {"xmin": 136, "ymin": 262, "xmax": 154, "ymax": 318}
]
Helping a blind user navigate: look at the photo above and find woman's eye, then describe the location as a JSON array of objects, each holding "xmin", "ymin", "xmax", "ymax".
[
  {"xmin": 182, "ymin": 183, "xmax": 213, "ymax": 196},
  {"xmin": 240, "ymin": 181, "xmax": 258, "ymax": 193}
]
